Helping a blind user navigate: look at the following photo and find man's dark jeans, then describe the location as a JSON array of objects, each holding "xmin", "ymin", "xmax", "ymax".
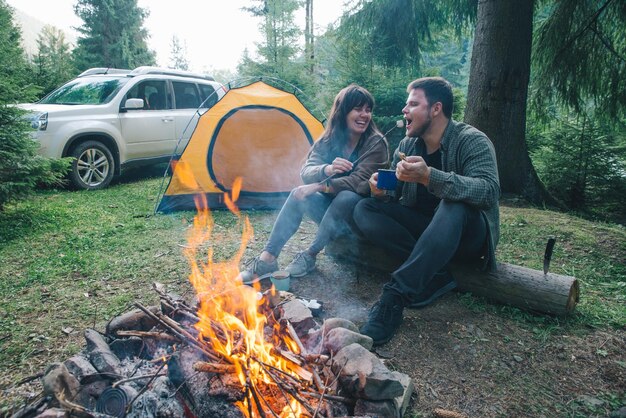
[
  {"xmin": 353, "ymin": 198, "xmax": 488, "ymax": 303},
  {"xmin": 264, "ymin": 190, "xmax": 363, "ymax": 257}
]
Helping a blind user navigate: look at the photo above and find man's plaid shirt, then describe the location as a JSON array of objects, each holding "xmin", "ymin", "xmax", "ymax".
[{"xmin": 392, "ymin": 119, "xmax": 501, "ymax": 270}]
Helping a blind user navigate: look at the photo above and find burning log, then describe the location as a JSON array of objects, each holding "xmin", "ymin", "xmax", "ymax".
[
  {"xmin": 194, "ymin": 361, "xmax": 237, "ymax": 374},
  {"xmin": 134, "ymin": 302, "xmax": 223, "ymax": 363}
]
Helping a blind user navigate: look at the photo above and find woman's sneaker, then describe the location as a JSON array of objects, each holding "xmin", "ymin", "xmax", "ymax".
[
  {"xmin": 285, "ymin": 252, "xmax": 316, "ymax": 277},
  {"xmin": 239, "ymin": 257, "xmax": 278, "ymax": 284}
]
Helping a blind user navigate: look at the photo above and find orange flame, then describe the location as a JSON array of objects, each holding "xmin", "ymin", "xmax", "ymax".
[{"xmin": 181, "ymin": 167, "xmax": 304, "ymax": 417}]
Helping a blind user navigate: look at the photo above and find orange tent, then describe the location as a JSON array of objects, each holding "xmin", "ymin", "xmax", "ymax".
[{"xmin": 157, "ymin": 81, "xmax": 324, "ymax": 212}]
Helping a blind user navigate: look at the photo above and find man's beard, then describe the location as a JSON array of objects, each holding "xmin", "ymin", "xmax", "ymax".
[{"xmin": 411, "ymin": 113, "xmax": 432, "ymax": 137}]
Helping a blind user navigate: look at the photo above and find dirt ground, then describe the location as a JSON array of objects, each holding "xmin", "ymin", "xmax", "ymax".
[
  {"xmin": 285, "ymin": 258, "xmax": 625, "ymax": 417},
  {"xmin": 3, "ymin": 213, "xmax": 624, "ymax": 418},
  {"xmin": 255, "ymin": 219, "xmax": 626, "ymax": 418}
]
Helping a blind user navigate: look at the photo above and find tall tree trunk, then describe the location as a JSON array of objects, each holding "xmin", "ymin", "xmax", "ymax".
[
  {"xmin": 305, "ymin": 0, "xmax": 314, "ymax": 73},
  {"xmin": 464, "ymin": 0, "xmax": 553, "ymax": 204}
]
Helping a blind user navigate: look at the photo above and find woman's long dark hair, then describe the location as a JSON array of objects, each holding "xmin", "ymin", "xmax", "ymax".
[{"xmin": 320, "ymin": 84, "xmax": 381, "ymax": 152}]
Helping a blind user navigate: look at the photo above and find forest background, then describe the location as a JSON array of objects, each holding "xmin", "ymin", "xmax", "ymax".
[{"xmin": 0, "ymin": 0, "xmax": 625, "ymax": 221}]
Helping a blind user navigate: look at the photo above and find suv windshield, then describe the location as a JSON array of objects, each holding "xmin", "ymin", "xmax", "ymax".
[{"xmin": 40, "ymin": 76, "xmax": 129, "ymax": 105}]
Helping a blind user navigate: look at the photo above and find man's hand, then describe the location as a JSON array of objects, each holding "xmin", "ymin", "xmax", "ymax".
[
  {"xmin": 293, "ymin": 183, "xmax": 323, "ymax": 200},
  {"xmin": 324, "ymin": 157, "xmax": 353, "ymax": 176},
  {"xmin": 368, "ymin": 172, "xmax": 387, "ymax": 198},
  {"xmin": 396, "ymin": 155, "xmax": 430, "ymax": 185}
]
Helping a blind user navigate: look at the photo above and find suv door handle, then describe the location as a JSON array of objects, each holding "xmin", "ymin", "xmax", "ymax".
[{"xmin": 161, "ymin": 118, "xmax": 174, "ymax": 123}]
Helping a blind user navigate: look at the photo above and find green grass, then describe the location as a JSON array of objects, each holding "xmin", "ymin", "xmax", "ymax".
[{"xmin": 0, "ymin": 176, "xmax": 625, "ymax": 413}]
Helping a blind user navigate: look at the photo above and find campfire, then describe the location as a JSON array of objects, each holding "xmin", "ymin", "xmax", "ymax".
[{"xmin": 14, "ymin": 175, "xmax": 413, "ymax": 418}]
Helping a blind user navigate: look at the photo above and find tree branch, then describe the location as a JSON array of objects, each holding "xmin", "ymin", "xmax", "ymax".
[
  {"xmin": 589, "ymin": 23, "xmax": 626, "ymax": 64},
  {"xmin": 554, "ymin": 0, "xmax": 614, "ymax": 59}
]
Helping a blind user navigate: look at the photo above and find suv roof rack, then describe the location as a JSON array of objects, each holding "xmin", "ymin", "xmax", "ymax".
[
  {"xmin": 78, "ymin": 68, "xmax": 132, "ymax": 77},
  {"xmin": 129, "ymin": 66, "xmax": 215, "ymax": 81}
]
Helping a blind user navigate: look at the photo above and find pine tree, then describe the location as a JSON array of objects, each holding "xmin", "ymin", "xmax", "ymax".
[
  {"xmin": 241, "ymin": 0, "xmax": 304, "ymax": 81},
  {"xmin": 72, "ymin": 0, "xmax": 156, "ymax": 70},
  {"xmin": 0, "ymin": 1, "xmax": 69, "ymax": 210},
  {"xmin": 168, "ymin": 35, "xmax": 189, "ymax": 71},
  {"xmin": 33, "ymin": 25, "xmax": 77, "ymax": 96}
]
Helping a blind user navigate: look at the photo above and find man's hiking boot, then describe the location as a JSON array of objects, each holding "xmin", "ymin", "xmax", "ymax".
[
  {"xmin": 239, "ymin": 256, "xmax": 278, "ymax": 285},
  {"xmin": 407, "ymin": 270, "xmax": 457, "ymax": 309},
  {"xmin": 285, "ymin": 251, "xmax": 316, "ymax": 278},
  {"xmin": 360, "ymin": 290, "xmax": 404, "ymax": 346}
]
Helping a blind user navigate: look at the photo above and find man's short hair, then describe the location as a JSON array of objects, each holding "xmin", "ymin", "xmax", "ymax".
[{"xmin": 407, "ymin": 77, "xmax": 454, "ymax": 118}]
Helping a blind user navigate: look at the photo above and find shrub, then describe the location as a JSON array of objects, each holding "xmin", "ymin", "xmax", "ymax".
[{"xmin": 0, "ymin": 105, "xmax": 70, "ymax": 211}]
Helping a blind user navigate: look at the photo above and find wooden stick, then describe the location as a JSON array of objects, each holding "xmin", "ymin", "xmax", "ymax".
[
  {"xmin": 56, "ymin": 392, "xmax": 96, "ymax": 418},
  {"xmin": 304, "ymin": 354, "xmax": 330, "ymax": 364},
  {"xmin": 115, "ymin": 330, "xmax": 180, "ymax": 343},
  {"xmin": 312, "ymin": 369, "xmax": 325, "ymax": 392},
  {"xmin": 275, "ymin": 348, "xmax": 302, "ymax": 366},
  {"xmin": 433, "ymin": 408, "xmax": 468, "ymax": 418},
  {"xmin": 126, "ymin": 359, "xmax": 168, "ymax": 414},
  {"xmin": 255, "ymin": 359, "xmax": 299, "ymax": 412},
  {"xmin": 244, "ymin": 364, "xmax": 267, "ymax": 418},
  {"xmin": 134, "ymin": 303, "xmax": 223, "ymax": 363},
  {"xmin": 193, "ymin": 361, "xmax": 237, "ymax": 374},
  {"xmin": 285, "ymin": 320, "xmax": 306, "ymax": 354},
  {"xmin": 300, "ymin": 391, "xmax": 355, "ymax": 405}
]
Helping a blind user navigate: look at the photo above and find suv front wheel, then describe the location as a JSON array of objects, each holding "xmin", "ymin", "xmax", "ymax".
[{"xmin": 69, "ymin": 141, "xmax": 115, "ymax": 190}]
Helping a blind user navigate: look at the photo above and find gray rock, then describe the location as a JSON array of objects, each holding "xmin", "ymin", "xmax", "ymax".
[
  {"xmin": 391, "ymin": 371, "xmax": 414, "ymax": 418},
  {"xmin": 323, "ymin": 327, "xmax": 373, "ymax": 354},
  {"xmin": 322, "ymin": 317, "xmax": 359, "ymax": 334},
  {"xmin": 280, "ymin": 299, "xmax": 316, "ymax": 335},
  {"xmin": 63, "ymin": 354, "xmax": 106, "ymax": 404},
  {"xmin": 105, "ymin": 306, "xmax": 159, "ymax": 335},
  {"xmin": 84, "ymin": 329, "xmax": 121, "ymax": 375},
  {"xmin": 64, "ymin": 354, "xmax": 97, "ymax": 382},
  {"xmin": 332, "ymin": 343, "xmax": 404, "ymax": 401},
  {"xmin": 41, "ymin": 363, "xmax": 79, "ymax": 403},
  {"xmin": 110, "ymin": 336, "xmax": 145, "ymax": 359}
]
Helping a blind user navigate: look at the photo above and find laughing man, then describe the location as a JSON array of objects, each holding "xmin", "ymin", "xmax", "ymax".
[{"xmin": 353, "ymin": 77, "xmax": 500, "ymax": 346}]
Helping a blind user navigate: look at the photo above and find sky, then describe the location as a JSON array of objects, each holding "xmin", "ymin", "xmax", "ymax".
[{"xmin": 7, "ymin": 0, "xmax": 347, "ymax": 73}]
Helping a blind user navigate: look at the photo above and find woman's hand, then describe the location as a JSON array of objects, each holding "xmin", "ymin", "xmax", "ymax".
[
  {"xmin": 324, "ymin": 157, "xmax": 353, "ymax": 176},
  {"xmin": 396, "ymin": 155, "xmax": 430, "ymax": 185},
  {"xmin": 293, "ymin": 183, "xmax": 324, "ymax": 200},
  {"xmin": 368, "ymin": 172, "xmax": 386, "ymax": 198}
]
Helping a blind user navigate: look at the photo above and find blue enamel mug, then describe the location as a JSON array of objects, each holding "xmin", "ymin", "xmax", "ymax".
[{"xmin": 376, "ymin": 169, "xmax": 397, "ymax": 190}]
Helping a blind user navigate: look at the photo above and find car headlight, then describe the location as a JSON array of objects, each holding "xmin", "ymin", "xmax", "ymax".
[{"xmin": 29, "ymin": 112, "xmax": 48, "ymax": 131}]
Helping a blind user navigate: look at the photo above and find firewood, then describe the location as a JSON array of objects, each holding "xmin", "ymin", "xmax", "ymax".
[
  {"xmin": 193, "ymin": 361, "xmax": 237, "ymax": 374},
  {"xmin": 114, "ymin": 330, "xmax": 180, "ymax": 343},
  {"xmin": 285, "ymin": 320, "xmax": 306, "ymax": 354},
  {"xmin": 134, "ymin": 303, "xmax": 222, "ymax": 363}
]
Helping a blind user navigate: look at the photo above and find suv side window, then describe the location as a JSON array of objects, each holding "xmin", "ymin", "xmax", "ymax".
[
  {"xmin": 199, "ymin": 84, "xmax": 218, "ymax": 108},
  {"xmin": 173, "ymin": 81, "xmax": 200, "ymax": 109},
  {"xmin": 126, "ymin": 80, "xmax": 168, "ymax": 110}
]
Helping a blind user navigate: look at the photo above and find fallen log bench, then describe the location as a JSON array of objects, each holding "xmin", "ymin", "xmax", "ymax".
[{"xmin": 325, "ymin": 238, "xmax": 579, "ymax": 317}]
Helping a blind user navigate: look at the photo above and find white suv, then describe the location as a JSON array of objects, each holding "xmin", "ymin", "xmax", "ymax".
[{"xmin": 19, "ymin": 66, "xmax": 226, "ymax": 190}]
